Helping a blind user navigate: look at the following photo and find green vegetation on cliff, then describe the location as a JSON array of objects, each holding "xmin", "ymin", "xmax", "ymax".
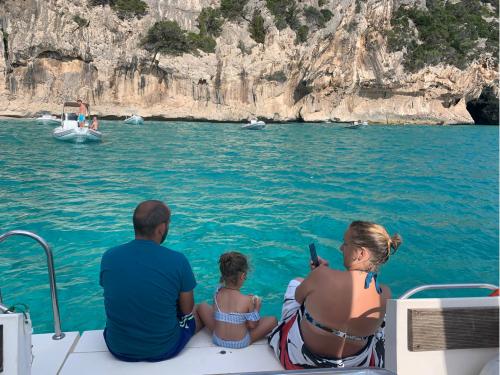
[
  {"xmin": 266, "ymin": 0, "xmax": 332, "ymax": 43},
  {"xmin": 197, "ymin": 8, "xmax": 224, "ymax": 37},
  {"xmin": 142, "ymin": 21, "xmax": 191, "ymax": 57},
  {"xmin": 72, "ymin": 15, "xmax": 88, "ymax": 28},
  {"xmin": 220, "ymin": 0, "xmax": 249, "ymax": 20},
  {"xmin": 303, "ymin": 6, "xmax": 332, "ymax": 28},
  {"xmin": 113, "ymin": 0, "xmax": 148, "ymax": 18},
  {"xmin": 89, "ymin": 0, "xmax": 148, "ymax": 19},
  {"xmin": 249, "ymin": 10, "xmax": 266, "ymax": 44},
  {"xmin": 187, "ymin": 32, "xmax": 217, "ymax": 53},
  {"xmin": 387, "ymin": 0, "xmax": 499, "ymax": 72},
  {"xmin": 142, "ymin": 0, "xmax": 334, "ymax": 55},
  {"xmin": 143, "ymin": 18, "xmax": 218, "ymax": 57},
  {"xmin": 295, "ymin": 25, "xmax": 309, "ymax": 44},
  {"xmin": 265, "ymin": 70, "xmax": 287, "ymax": 82},
  {"xmin": 266, "ymin": 0, "xmax": 299, "ymax": 31}
]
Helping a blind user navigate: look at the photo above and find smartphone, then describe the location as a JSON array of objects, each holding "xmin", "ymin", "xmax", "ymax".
[{"xmin": 309, "ymin": 243, "xmax": 319, "ymax": 267}]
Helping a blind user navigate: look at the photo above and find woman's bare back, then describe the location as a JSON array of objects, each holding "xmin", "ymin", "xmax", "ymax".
[{"xmin": 299, "ymin": 267, "xmax": 389, "ymax": 357}]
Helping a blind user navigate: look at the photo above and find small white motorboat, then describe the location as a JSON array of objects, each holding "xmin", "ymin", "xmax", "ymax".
[
  {"xmin": 53, "ymin": 102, "xmax": 102, "ymax": 143},
  {"xmin": 36, "ymin": 113, "xmax": 61, "ymax": 126},
  {"xmin": 123, "ymin": 115, "xmax": 144, "ymax": 125},
  {"xmin": 345, "ymin": 120, "xmax": 367, "ymax": 129},
  {"xmin": 242, "ymin": 119, "xmax": 266, "ymax": 130}
]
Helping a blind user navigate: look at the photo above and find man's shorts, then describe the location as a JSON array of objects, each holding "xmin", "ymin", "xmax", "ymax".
[
  {"xmin": 105, "ymin": 313, "xmax": 197, "ymax": 362},
  {"xmin": 78, "ymin": 114, "xmax": 85, "ymax": 122}
]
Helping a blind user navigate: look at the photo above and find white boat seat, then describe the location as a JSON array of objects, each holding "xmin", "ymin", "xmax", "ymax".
[
  {"xmin": 59, "ymin": 328, "xmax": 283, "ymax": 375},
  {"xmin": 58, "ymin": 329, "xmax": 398, "ymax": 374}
]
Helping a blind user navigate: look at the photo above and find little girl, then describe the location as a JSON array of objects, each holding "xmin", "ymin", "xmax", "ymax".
[{"xmin": 197, "ymin": 252, "xmax": 277, "ymax": 349}]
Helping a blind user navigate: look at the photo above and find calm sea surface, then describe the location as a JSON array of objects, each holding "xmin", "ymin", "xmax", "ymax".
[{"xmin": 0, "ymin": 119, "xmax": 498, "ymax": 334}]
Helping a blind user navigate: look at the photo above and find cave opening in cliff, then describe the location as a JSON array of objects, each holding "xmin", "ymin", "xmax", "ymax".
[{"xmin": 466, "ymin": 86, "xmax": 499, "ymax": 125}]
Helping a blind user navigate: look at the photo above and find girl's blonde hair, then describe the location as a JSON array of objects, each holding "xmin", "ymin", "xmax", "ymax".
[{"xmin": 349, "ymin": 221, "xmax": 402, "ymax": 271}]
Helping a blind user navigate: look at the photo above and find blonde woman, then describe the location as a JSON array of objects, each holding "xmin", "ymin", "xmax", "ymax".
[{"xmin": 269, "ymin": 221, "xmax": 402, "ymax": 369}]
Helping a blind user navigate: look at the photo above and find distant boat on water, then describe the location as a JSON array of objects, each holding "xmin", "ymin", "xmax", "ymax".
[
  {"xmin": 124, "ymin": 115, "xmax": 144, "ymax": 125},
  {"xmin": 242, "ymin": 119, "xmax": 266, "ymax": 130},
  {"xmin": 345, "ymin": 120, "xmax": 368, "ymax": 129},
  {"xmin": 53, "ymin": 102, "xmax": 102, "ymax": 143},
  {"xmin": 36, "ymin": 113, "xmax": 60, "ymax": 126}
]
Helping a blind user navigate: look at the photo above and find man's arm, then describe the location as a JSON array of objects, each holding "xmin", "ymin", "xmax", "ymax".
[{"xmin": 178, "ymin": 290, "xmax": 195, "ymax": 315}]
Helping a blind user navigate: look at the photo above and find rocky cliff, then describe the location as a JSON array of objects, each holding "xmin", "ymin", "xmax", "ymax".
[{"xmin": 0, "ymin": 0, "xmax": 497, "ymax": 124}]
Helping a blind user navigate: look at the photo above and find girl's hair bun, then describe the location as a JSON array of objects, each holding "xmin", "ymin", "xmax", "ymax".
[{"xmin": 218, "ymin": 252, "xmax": 249, "ymax": 285}]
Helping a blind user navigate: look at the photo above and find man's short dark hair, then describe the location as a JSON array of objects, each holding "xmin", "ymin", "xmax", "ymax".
[{"xmin": 133, "ymin": 200, "xmax": 170, "ymax": 237}]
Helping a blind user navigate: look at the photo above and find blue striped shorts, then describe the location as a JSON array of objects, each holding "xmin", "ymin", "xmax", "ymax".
[{"xmin": 212, "ymin": 332, "xmax": 251, "ymax": 349}]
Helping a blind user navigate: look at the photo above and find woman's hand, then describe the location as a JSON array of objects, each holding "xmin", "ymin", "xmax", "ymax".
[{"xmin": 310, "ymin": 256, "xmax": 329, "ymax": 271}]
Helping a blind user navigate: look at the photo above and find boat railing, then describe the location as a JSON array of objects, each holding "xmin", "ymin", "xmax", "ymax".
[
  {"xmin": 400, "ymin": 283, "xmax": 499, "ymax": 299},
  {"xmin": 228, "ymin": 369, "xmax": 396, "ymax": 374},
  {"xmin": 0, "ymin": 302, "xmax": 9, "ymax": 313},
  {"xmin": 0, "ymin": 230, "xmax": 65, "ymax": 340}
]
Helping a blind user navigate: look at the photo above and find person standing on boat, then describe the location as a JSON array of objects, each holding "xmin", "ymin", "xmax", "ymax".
[
  {"xmin": 77, "ymin": 99, "xmax": 87, "ymax": 127},
  {"xmin": 100, "ymin": 200, "xmax": 202, "ymax": 362},
  {"xmin": 268, "ymin": 221, "xmax": 401, "ymax": 369}
]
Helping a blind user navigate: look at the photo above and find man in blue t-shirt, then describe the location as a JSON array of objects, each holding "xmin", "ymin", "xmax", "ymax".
[{"xmin": 100, "ymin": 200, "xmax": 201, "ymax": 362}]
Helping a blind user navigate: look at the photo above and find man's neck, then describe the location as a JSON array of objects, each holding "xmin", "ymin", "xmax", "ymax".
[{"xmin": 135, "ymin": 235, "xmax": 159, "ymax": 244}]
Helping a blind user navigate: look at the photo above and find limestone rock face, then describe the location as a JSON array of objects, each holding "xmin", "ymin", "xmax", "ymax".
[{"xmin": 0, "ymin": 0, "xmax": 497, "ymax": 123}]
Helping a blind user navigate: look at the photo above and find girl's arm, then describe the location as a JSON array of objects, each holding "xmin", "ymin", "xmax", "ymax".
[
  {"xmin": 246, "ymin": 295, "xmax": 260, "ymax": 329},
  {"xmin": 197, "ymin": 302, "xmax": 216, "ymax": 332}
]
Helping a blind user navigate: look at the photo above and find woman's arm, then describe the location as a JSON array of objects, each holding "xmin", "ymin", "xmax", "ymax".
[
  {"xmin": 295, "ymin": 252, "xmax": 331, "ymax": 304},
  {"xmin": 295, "ymin": 273, "xmax": 316, "ymax": 304}
]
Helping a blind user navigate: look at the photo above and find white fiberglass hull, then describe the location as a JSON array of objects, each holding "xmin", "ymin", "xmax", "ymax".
[
  {"xmin": 242, "ymin": 121, "xmax": 266, "ymax": 130},
  {"xmin": 37, "ymin": 118, "xmax": 61, "ymax": 126},
  {"xmin": 53, "ymin": 126, "xmax": 102, "ymax": 143},
  {"xmin": 123, "ymin": 116, "xmax": 144, "ymax": 125}
]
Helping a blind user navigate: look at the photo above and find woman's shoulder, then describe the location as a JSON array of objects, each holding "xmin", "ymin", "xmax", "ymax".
[
  {"xmin": 310, "ymin": 266, "xmax": 350, "ymax": 283},
  {"xmin": 304, "ymin": 267, "xmax": 351, "ymax": 294}
]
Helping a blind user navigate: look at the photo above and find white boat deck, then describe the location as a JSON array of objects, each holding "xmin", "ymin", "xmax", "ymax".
[
  {"xmin": 58, "ymin": 329, "xmax": 283, "ymax": 374},
  {"xmin": 32, "ymin": 331, "xmax": 79, "ymax": 375}
]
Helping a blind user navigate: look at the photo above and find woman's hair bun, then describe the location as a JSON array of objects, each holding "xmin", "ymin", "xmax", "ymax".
[{"xmin": 390, "ymin": 233, "xmax": 402, "ymax": 254}]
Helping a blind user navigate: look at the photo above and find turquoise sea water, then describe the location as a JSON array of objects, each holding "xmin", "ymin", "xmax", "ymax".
[{"xmin": 0, "ymin": 119, "xmax": 498, "ymax": 334}]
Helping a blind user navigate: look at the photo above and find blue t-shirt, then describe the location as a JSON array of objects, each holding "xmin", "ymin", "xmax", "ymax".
[{"xmin": 100, "ymin": 239, "xmax": 196, "ymax": 359}]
